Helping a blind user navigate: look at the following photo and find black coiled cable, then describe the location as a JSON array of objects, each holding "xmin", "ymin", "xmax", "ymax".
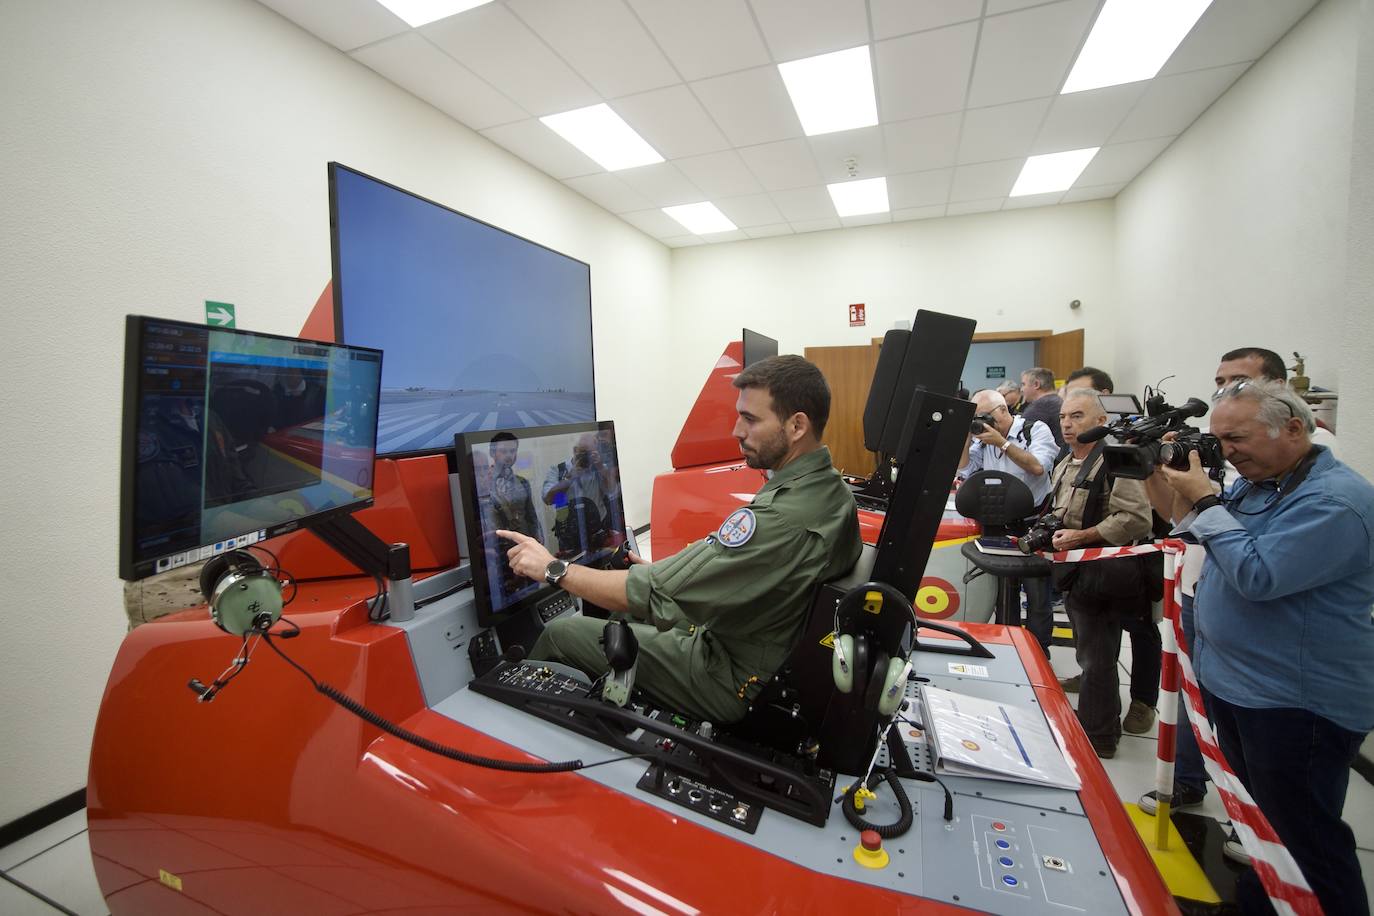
[{"xmin": 841, "ymin": 767, "xmax": 914, "ymax": 838}]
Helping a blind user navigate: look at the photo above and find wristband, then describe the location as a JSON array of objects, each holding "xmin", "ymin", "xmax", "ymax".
[{"xmin": 1191, "ymin": 494, "xmax": 1223, "ymax": 514}]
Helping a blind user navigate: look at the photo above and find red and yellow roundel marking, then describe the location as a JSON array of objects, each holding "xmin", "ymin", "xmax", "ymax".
[{"xmin": 914, "ymin": 577, "xmax": 960, "ymax": 620}]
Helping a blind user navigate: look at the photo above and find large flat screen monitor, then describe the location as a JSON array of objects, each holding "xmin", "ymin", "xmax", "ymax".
[
  {"xmin": 119, "ymin": 316, "xmax": 382, "ymax": 581},
  {"xmin": 330, "ymin": 163, "xmax": 595, "ymax": 458},
  {"xmin": 455, "ymin": 421, "xmax": 628, "ymax": 627}
]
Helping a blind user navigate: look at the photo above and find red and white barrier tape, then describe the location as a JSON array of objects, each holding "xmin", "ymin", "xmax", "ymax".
[{"xmin": 1039, "ymin": 539, "xmax": 1324, "ymax": 915}]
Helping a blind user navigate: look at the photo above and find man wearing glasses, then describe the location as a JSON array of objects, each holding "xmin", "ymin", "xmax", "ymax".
[
  {"xmin": 958, "ymin": 388, "xmax": 1060, "ymax": 653},
  {"xmin": 1155, "ymin": 378, "xmax": 1374, "ymax": 915}
]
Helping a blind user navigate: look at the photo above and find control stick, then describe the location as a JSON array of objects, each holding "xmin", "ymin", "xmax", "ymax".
[{"xmin": 600, "ymin": 618, "xmax": 639, "ymax": 707}]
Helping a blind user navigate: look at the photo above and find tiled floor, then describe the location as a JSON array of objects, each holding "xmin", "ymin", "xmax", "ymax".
[{"xmin": 6, "ymin": 537, "xmax": 1371, "ymax": 913}]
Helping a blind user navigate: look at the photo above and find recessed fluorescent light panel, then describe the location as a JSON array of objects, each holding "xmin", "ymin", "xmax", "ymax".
[
  {"xmin": 1010, "ymin": 149, "xmax": 1100, "ymax": 196},
  {"xmin": 827, "ymin": 177, "xmax": 889, "ymax": 217},
  {"xmin": 540, "ymin": 104, "xmax": 664, "ymax": 172},
  {"xmin": 375, "ymin": 0, "xmax": 496, "ymax": 28},
  {"xmin": 778, "ymin": 46, "xmax": 878, "ymax": 136},
  {"xmin": 1062, "ymin": 0, "xmax": 1214, "ymax": 93},
  {"xmin": 662, "ymin": 202, "xmax": 737, "ymax": 235}
]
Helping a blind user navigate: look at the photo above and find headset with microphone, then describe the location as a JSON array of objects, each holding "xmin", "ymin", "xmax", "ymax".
[
  {"xmin": 831, "ymin": 581, "xmax": 914, "ymax": 719},
  {"xmin": 198, "ymin": 549, "xmax": 284, "ymax": 637}
]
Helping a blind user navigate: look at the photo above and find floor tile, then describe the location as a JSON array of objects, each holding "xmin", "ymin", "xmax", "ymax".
[
  {"xmin": 0, "ymin": 811, "xmax": 87, "ymax": 871},
  {"xmin": 0, "ymin": 874, "xmax": 65, "ymax": 915},
  {"xmin": 8, "ymin": 831, "xmax": 107, "ymax": 916}
]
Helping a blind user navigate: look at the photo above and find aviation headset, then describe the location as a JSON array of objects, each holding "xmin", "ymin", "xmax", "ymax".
[
  {"xmin": 831, "ymin": 582, "xmax": 914, "ymax": 719},
  {"xmin": 199, "ymin": 549, "xmax": 284, "ymax": 636}
]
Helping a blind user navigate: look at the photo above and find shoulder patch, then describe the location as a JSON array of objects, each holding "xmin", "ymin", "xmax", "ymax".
[{"xmin": 717, "ymin": 507, "xmax": 757, "ymax": 548}]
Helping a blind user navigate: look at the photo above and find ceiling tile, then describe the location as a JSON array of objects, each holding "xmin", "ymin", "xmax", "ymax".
[
  {"xmin": 750, "ymin": 0, "xmax": 869, "ymax": 61},
  {"xmin": 715, "ymin": 193, "xmax": 787, "ymax": 227},
  {"xmin": 790, "ymin": 218, "xmax": 843, "ymax": 234},
  {"xmin": 508, "ymin": 0, "xmax": 679, "ymax": 98},
  {"xmin": 612, "ymin": 86, "xmax": 731, "ymax": 160},
  {"xmin": 770, "ymin": 186, "xmax": 837, "ymax": 222},
  {"xmin": 701, "ymin": 229, "xmax": 748, "ymax": 242},
  {"xmin": 614, "ymin": 162, "xmax": 705, "ymax": 207},
  {"xmin": 887, "ymin": 169, "xmax": 954, "ymax": 209},
  {"xmin": 737, "ymin": 138, "xmax": 823, "ymax": 192},
  {"xmin": 626, "ymin": 0, "xmax": 771, "ymax": 80},
  {"xmin": 808, "ymin": 127, "xmax": 887, "ymax": 183},
  {"xmin": 422, "ymin": 3, "xmax": 600, "ymax": 116},
  {"xmin": 256, "ymin": 0, "xmax": 407, "ymax": 52},
  {"xmin": 743, "ymin": 223, "xmax": 795, "ymax": 238},
  {"xmin": 691, "ymin": 67, "xmax": 806, "ymax": 147},
  {"xmin": 986, "ymin": 0, "xmax": 1055, "ymax": 12},
  {"xmin": 875, "ymin": 22, "xmax": 978, "ymax": 121},
  {"xmin": 949, "ymin": 159, "xmax": 1022, "ymax": 201},
  {"xmin": 1074, "ymin": 137, "xmax": 1173, "ymax": 187},
  {"xmin": 892, "ymin": 204, "xmax": 948, "ymax": 221},
  {"xmin": 1033, "ymin": 83, "xmax": 1146, "ymax": 154},
  {"xmin": 1110, "ymin": 64, "xmax": 1248, "ymax": 144},
  {"xmin": 618, "ymin": 208, "xmax": 689, "ymax": 238},
  {"xmin": 350, "ymin": 33, "xmax": 526, "ymax": 131},
  {"xmin": 480, "ymin": 120, "xmax": 602, "ymax": 179},
  {"xmin": 957, "ymin": 98, "xmax": 1051, "ymax": 164},
  {"xmin": 840, "ymin": 213, "xmax": 892, "ymax": 228},
  {"xmin": 1061, "ymin": 183, "xmax": 1125, "ymax": 203},
  {"xmin": 870, "ymin": 0, "xmax": 982, "ymax": 39},
  {"xmin": 967, "ymin": 0, "xmax": 1098, "ymax": 108},
  {"xmin": 1161, "ymin": 0, "xmax": 1318, "ymax": 76},
  {"xmin": 1003, "ymin": 191, "xmax": 1063, "ymax": 209},
  {"xmin": 946, "ymin": 199, "xmax": 1004, "ymax": 216},
  {"xmin": 673, "ymin": 151, "xmax": 764, "ymax": 198},
  {"xmin": 883, "ymin": 113, "xmax": 962, "ymax": 173},
  {"xmin": 563, "ymin": 173, "xmax": 656, "ymax": 212},
  {"xmin": 663, "ymin": 235, "xmax": 705, "ymax": 247}
]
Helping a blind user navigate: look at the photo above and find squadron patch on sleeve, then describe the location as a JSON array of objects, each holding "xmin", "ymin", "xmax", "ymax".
[{"xmin": 717, "ymin": 507, "xmax": 757, "ymax": 548}]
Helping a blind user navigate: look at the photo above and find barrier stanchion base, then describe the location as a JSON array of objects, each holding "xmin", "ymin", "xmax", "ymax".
[{"xmin": 1125, "ymin": 803, "xmax": 1222, "ymax": 904}]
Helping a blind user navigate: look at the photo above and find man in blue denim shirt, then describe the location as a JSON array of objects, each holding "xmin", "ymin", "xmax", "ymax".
[{"xmin": 1159, "ymin": 379, "xmax": 1374, "ymax": 916}]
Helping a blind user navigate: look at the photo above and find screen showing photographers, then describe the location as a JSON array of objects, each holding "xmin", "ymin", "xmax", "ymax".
[
  {"xmin": 128, "ymin": 318, "xmax": 382, "ymax": 576},
  {"xmin": 458, "ymin": 422, "xmax": 627, "ymax": 619}
]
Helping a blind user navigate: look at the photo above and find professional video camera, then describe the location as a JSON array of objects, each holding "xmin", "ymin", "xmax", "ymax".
[
  {"xmin": 1018, "ymin": 514, "xmax": 1065, "ymax": 555},
  {"xmin": 1079, "ymin": 392, "xmax": 1225, "ymax": 480}
]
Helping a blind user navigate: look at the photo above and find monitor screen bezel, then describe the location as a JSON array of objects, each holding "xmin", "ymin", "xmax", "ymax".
[
  {"xmin": 455, "ymin": 419, "xmax": 625, "ymax": 628},
  {"xmin": 1099, "ymin": 393, "xmax": 1144, "ymax": 416},
  {"xmin": 328, "ymin": 162, "xmax": 596, "ymax": 461},
  {"xmin": 118, "ymin": 315, "xmax": 383, "ymax": 581},
  {"xmin": 742, "ymin": 328, "xmax": 778, "ymax": 368}
]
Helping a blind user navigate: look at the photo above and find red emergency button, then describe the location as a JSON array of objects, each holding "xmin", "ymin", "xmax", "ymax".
[
  {"xmin": 861, "ymin": 830, "xmax": 882, "ymax": 851},
  {"xmin": 993, "ymin": 822, "xmax": 1006, "ymax": 831}
]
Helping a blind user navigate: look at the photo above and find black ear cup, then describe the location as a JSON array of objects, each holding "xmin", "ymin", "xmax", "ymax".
[
  {"xmin": 864, "ymin": 649, "xmax": 891, "ymax": 714},
  {"xmin": 200, "ymin": 550, "xmax": 259, "ymax": 602}
]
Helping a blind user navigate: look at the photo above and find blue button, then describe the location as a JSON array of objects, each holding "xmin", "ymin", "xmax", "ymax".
[
  {"xmin": 995, "ymin": 839, "xmax": 1011, "ymax": 849},
  {"xmin": 999, "ymin": 856, "xmax": 1014, "ymax": 867},
  {"xmin": 1003, "ymin": 875, "xmax": 1019, "ymax": 887}
]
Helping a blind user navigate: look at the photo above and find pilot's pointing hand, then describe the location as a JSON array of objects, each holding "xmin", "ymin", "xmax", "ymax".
[{"xmin": 496, "ymin": 529, "xmax": 555, "ymax": 581}]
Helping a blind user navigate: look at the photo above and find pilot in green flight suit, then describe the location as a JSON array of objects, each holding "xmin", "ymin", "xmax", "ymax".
[{"xmin": 498, "ymin": 355, "xmax": 862, "ymax": 723}]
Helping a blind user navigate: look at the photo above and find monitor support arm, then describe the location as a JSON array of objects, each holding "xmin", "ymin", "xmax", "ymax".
[{"xmin": 309, "ymin": 514, "xmax": 416, "ymax": 621}]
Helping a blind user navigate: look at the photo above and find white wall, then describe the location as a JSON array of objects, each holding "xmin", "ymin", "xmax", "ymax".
[
  {"xmin": 667, "ymin": 201, "xmax": 1116, "ymax": 432},
  {"xmin": 0, "ymin": 0, "xmax": 672, "ymax": 823},
  {"xmin": 1340, "ymin": 0, "xmax": 1374, "ymax": 473},
  {"xmin": 1114, "ymin": 0, "xmax": 1360, "ymax": 465}
]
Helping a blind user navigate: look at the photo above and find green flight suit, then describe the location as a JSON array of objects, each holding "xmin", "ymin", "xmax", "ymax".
[{"xmin": 530, "ymin": 446, "xmax": 862, "ymax": 723}]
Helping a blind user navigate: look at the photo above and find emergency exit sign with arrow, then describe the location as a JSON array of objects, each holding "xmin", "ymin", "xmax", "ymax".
[{"xmin": 205, "ymin": 301, "xmax": 236, "ymax": 328}]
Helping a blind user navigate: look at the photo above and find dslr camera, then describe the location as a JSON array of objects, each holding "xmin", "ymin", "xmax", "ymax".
[
  {"xmin": 1018, "ymin": 514, "xmax": 1065, "ymax": 554},
  {"xmin": 1089, "ymin": 393, "xmax": 1225, "ymax": 480},
  {"xmin": 970, "ymin": 413, "xmax": 997, "ymax": 435}
]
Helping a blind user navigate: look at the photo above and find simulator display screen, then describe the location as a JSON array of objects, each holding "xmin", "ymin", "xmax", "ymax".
[
  {"xmin": 456, "ymin": 422, "xmax": 627, "ymax": 624},
  {"xmin": 330, "ymin": 164, "xmax": 595, "ymax": 456},
  {"xmin": 121, "ymin": 317, "xmax": 382, "ymax": 580}
]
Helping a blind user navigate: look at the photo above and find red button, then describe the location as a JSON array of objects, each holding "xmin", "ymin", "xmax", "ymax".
[
  {"xmin": 861, "ymin": 830, "xmax": 883, "ymax": 851},
  {"xmin": 993, "ymin": 822, "xmax": 1006, "ymax": 831}
]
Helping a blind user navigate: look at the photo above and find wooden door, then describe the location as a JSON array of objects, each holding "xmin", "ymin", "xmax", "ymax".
[
  {"xmin": 803, "ymin": 341, "xmax": 881, "ymax": 476},
  {"xmin": 1037, "ymin": 329, "xmax": 1084, "ymax": 381}
]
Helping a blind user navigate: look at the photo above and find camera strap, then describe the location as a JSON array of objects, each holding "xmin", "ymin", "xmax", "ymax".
[{"xmin": 1228, "ymin": 445, "xmax": 1322, "ymax": 512}]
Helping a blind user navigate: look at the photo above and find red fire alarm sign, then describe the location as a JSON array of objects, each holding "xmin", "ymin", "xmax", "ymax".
[{"xmin": 848, "ymin": 303, "xmax": 866, "ymax": 327}]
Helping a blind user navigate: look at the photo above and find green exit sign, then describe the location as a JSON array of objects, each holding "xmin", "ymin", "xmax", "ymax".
[{"xmin": 205, "ymin": 301, "xmax": 236, "ymax": 327}]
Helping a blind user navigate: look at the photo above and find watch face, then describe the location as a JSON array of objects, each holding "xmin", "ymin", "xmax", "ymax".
[{"xmin": 545, "ymin": 559, "xmax": 568, "ymax": 583}]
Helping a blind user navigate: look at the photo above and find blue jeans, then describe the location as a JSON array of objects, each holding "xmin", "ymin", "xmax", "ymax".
[
  {"xmin": 1173, "ymin": 594, "xmax": 1207, "ymax": 792},
  {"xmin": 1207, "ymin": 695, "xmax": 1368, "ymax": 916}
]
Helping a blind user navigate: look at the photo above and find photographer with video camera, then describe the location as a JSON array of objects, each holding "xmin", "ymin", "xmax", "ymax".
[
  {"xmin": 1154, "ymin": 378, "xmax": 1374, "ymax": 915},
  {"xmin": 958, "ymin": 388, "xmax": 1060, "ymax": 652},
  {"xmin": 1046, "ymin": 388, "xmax": 1155, "ymax": 759}
]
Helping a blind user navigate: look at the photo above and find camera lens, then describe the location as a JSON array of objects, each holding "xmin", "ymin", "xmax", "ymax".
[
  {"xmin": 971, "ymin": 420, "xmax": 986, "ymax": 434},
  {"xmin": 1158, "ymin": 442, "xmax": 1191, "ymax": 471}
]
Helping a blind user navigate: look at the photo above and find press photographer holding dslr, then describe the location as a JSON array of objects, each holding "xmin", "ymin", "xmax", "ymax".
[
  {"xmin": 958, "ymin": 388, "xmax": 1059, "ymax": 652},
  {"xmin": 1156, "ymin": 378, "xmax": 1374, "ymax": 916},
  {"xmin": 1047, "ymin": 388, "xmax": 1155, "ymax": 759}
]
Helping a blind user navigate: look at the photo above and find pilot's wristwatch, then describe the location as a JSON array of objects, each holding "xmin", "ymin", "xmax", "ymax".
[{"xmin": 545, "ymin": 558, "xmax": 569, "ymax": 588}]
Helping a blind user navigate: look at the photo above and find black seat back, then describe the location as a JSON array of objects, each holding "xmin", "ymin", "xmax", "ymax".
[{"xmin": 955, "ymin": 469, "xmax": 1037, "ymax": 535}]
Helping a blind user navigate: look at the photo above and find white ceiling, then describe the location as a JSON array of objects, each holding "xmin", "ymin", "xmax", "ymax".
[{"xmin": 259, "ymin": 0, "xmax": 1318, "ymax": 246}]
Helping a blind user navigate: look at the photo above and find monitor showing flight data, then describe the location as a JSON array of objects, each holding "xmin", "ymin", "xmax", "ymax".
[
  {"xmin": 330, "ymin": 163, "xmax": 596, "ymax": 457},
  {"xmin": 454, "ymin": 421, "xmax": 628, "ymax": 626},
  {"xmin": 119, "ymin": 316, "xmax": 382, "ymax": 581}
]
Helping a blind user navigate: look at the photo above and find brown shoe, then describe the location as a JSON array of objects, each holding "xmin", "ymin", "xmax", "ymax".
[
  {"xmin": 1090, "ymin": 739, "xmax": 1117, "ymax": 759},
  {"xmin": 1123, "ymin": 700, "xmax": 1156, "ymax": 734},
  {"xmin": 1058, "ymin": 674, "xmax": 1081, "ymax": 693}
]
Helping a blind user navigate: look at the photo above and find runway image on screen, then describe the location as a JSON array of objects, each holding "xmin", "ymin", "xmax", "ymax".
[{"xmin": 330, "ymin": 164, "xmax": 595, "ymax": 456}]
